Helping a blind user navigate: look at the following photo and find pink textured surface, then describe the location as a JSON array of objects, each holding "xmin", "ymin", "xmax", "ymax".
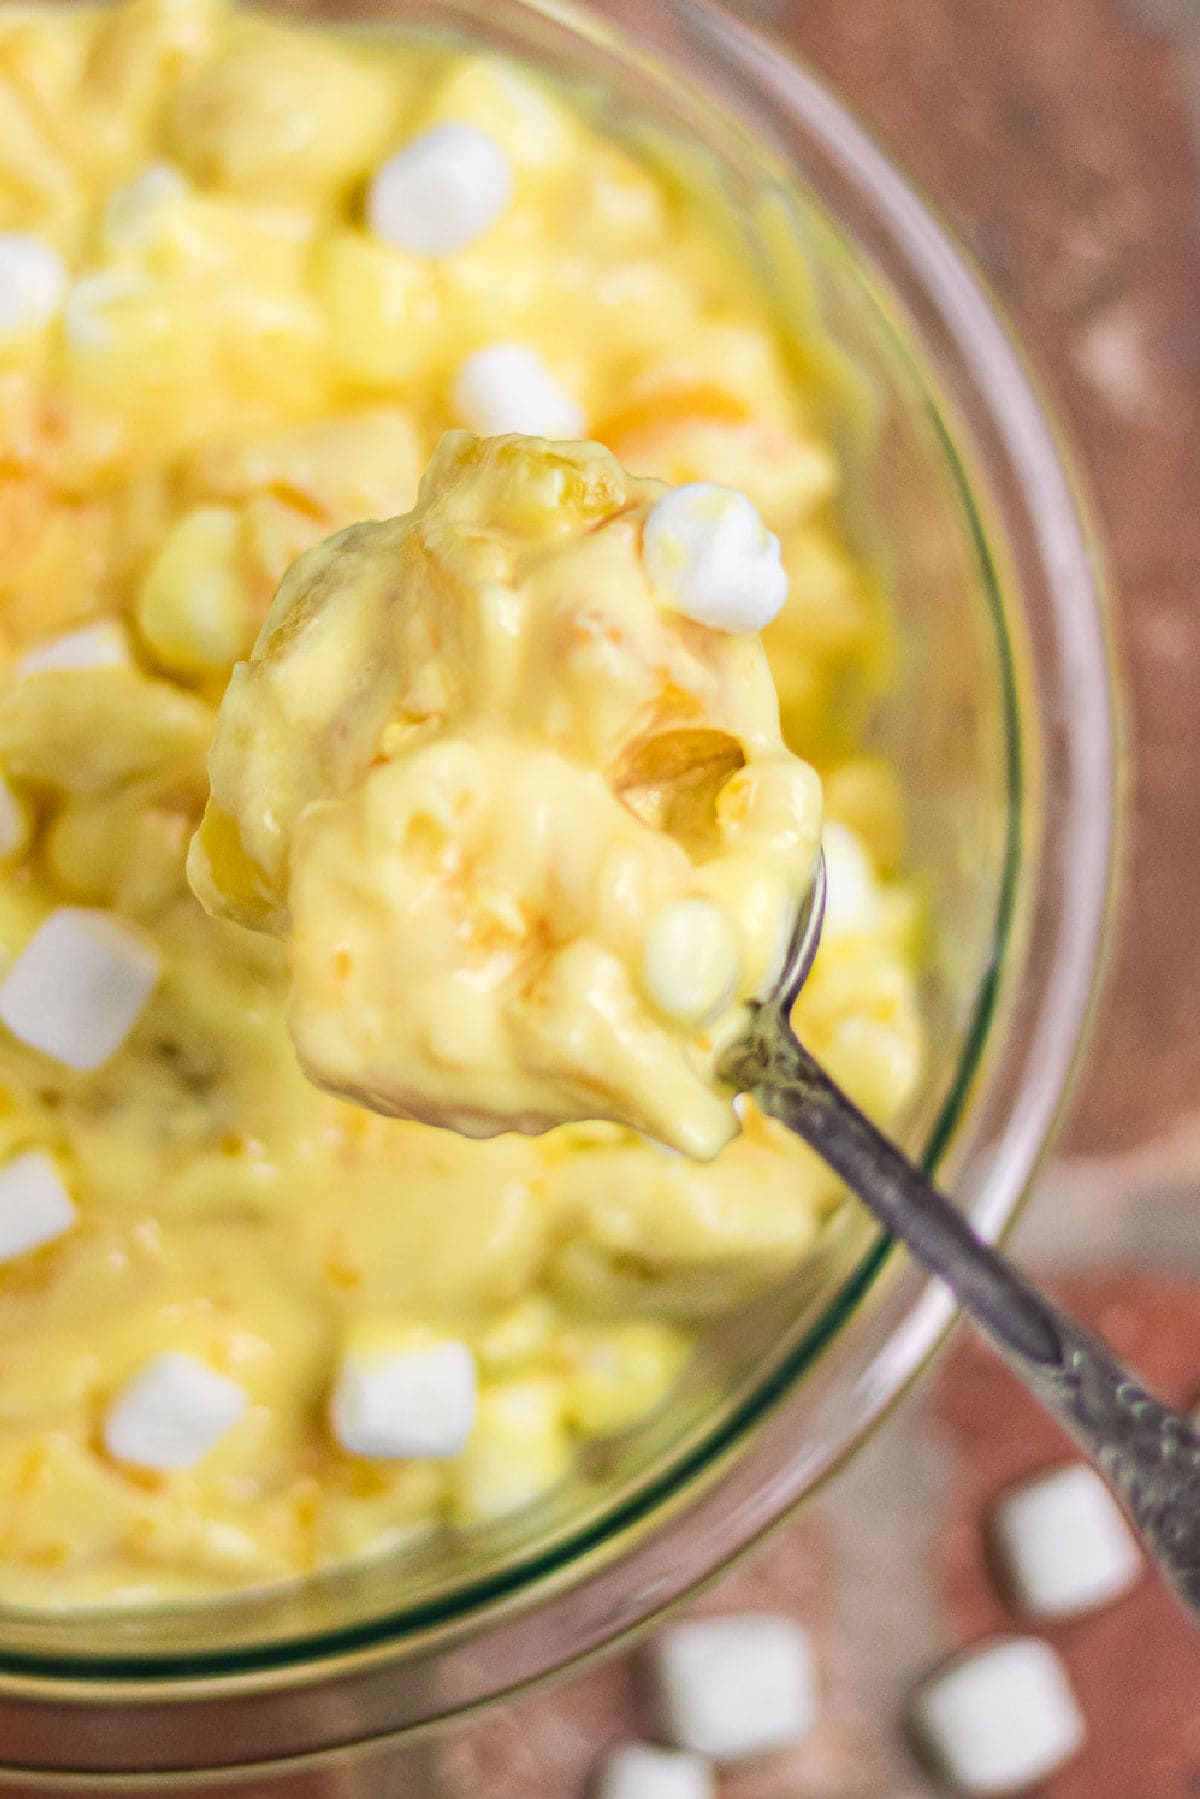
[
  {"xmin": 932, "ymin": 1272, "xmax": 1200, "ymax": 1797},
  {"xmin": 438, "ymin": 1514, "xmax": 858, "ymax": 1798}
]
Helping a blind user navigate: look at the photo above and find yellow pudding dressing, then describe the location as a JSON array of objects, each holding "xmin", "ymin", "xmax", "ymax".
[{"xmin": 0, "ymin": 0, "xmax": 924, "ymax": 1605}]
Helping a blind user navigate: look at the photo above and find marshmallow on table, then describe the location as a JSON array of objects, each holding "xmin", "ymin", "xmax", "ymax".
[
  {"xmin": 642, "ymin": 484, "xmax": 788, "ymax": 634},
  {"xmin": 0, "ymin": 234, "xmax": 67, "ymax": 336},
  {"xmin": 452, "ymin": 341, "xmax": 584, "ymax": 439},
  {"xmin": 641, "ymin": 898, "xmax": 740, "ymax": 1028},
  {"xmin": 0, "ymin": 1150, "xmax": 76, "ymax": 1264},
  {"xmin": 910, "ymin": 1636, "xmax": 1086, "ymax": 1796},
  {"xmin": 595, "ymin": 1742, "xmax": 714, "ymax": 1799},
  {"xmin": 0, "ymin": 907, "xmax": 160, "ymax": 1071},
  {"xmin": 367, "ymin": 123, "xmax": 514, "ymax": 258},
  {"xmin": 330, "ymin": 1328, "xmax": 476, "ymax": 1459},
  {"xmin": 650, "ymin": 1614, "xmax": 817, "ymax": 1762},
  {"xmin": 13, "ymin": 622, "xmax": 130, "ymax": 679},
  {"xmin": 990, "ymin": 1463, "xmax": 1142, "ymax": 1619},
  {"xmin": 104, "ymin": 1352, "xmax": 248, "ymax": 1473}
]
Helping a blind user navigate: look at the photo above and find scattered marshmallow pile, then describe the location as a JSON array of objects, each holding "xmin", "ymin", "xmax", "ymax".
[
  {"xmin": 642, "ymin": 484, "xmax": 789, "ymax": 635},
  {"xmin": 905, "ymin": 1461, "xmax": 1140, "ymax": 1792},
  {"xmin": 594, "ymin": 1614, "xmax": 818, "ymax": 1797},
  {"xmin": 592, "ymin": 1456, "xmax": 1143, "ymax": 1796}
]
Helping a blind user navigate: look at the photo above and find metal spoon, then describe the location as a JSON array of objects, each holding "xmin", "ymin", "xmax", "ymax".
[{"xmin": 718, "ymin": 853, "xmax": 1200, "ymax": 1622}]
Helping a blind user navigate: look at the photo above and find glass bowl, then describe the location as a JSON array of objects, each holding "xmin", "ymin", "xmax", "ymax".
[{"xmin": 0, "ymin": 0, "xmax": 1117, "ymax": 1788}]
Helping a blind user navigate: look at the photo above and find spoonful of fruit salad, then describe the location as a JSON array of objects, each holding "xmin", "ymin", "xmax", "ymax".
[
  {"xmin": 189, "ymin": 432, "xmax": 821, "ymax": 1160},
  {"xmin": 191, "ymin": 431, "xmax": 1200, "ymax": 1624}
]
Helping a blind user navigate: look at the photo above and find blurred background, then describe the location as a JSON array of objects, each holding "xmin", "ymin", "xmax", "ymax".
[{"xmin": 426, "ymin": 0, "xmax": 1200, "ymax": 1791}]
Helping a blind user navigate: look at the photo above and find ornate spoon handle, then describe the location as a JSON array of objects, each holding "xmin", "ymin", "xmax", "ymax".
[{"xmin": 723, "ymin": 1009, "xmax": 1200, "ymax": 1620}]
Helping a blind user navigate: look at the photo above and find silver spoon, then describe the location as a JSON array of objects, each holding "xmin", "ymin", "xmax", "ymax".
[{"xmin": 718, "ymin": 853, "xmax": 1200, "ymax": 1622}]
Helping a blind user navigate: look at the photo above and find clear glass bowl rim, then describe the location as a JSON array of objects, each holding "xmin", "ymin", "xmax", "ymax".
[{"xmin": 0, "ymin": 0, "xmax": 1120, "ymax": 1773}]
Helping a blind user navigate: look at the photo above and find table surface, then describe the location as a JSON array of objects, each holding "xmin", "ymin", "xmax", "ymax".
[{"xmin": 423, "ymin": 1, "xmax": 1200, "ymax": 1790}]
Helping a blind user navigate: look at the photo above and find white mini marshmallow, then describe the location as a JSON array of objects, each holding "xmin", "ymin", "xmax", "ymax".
[
  {"xmin": 911, "ymin": 1637, "xmax": 1086, "ymax": 1796},
  {"xmin": 596, "ymin": 1742, "xmax": 714, "ymax": 1799},
  {"xmin": 0, "ymin": 1150, "xmax": 76, "ymax": 1264},
  {"xmin": 0, "ymin": 907, "xmax": 160, "ymax": 1071},
  {"xmin": 991, "ymin": 1463, "xmax": 1141, "ymax": 1618},
  {"xmin": 643, "ymin": 484, "xmax": 787, "ymax": 634},
  {"xmin": 452, "ymin": 341, "xmax": 584, "ymax": 438},
  {"xmin": 0, "ymin": 234, "xmax": 67, "ymax": 336},
  {"xmin": 104, "ymin": 1352, "xmax": 248, "ymax": 1472},
  {"xmin": 651, "ymin": 1615, "xmax": 817, "ymax": 1762},
  {"xmin": 367, "ymin": 123, "xmax": 514, "ymax": 258},
  {"xmin": 330, "ymin": 1335, "xmax": 477, "ymax": 1459},
  {"xmin": 642, "ymin": 898, "xmax": 740, "ymax": 1028},
  {"xmin": 14, "ymin": 621, "xmax": 130, "ymax": 679},
  {"xmin": 820, "ymin": 820, "xmax": 882, "ymax": 940}
]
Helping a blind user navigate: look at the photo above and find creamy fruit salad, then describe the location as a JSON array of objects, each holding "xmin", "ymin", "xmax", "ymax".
[
  {"xmin": 0, "ymin": 0, "xmax": 923, "ymax": 1605},
  {"xmin": 192, "ymin": 433, "xmax": 822, "ymax": 1160}
]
